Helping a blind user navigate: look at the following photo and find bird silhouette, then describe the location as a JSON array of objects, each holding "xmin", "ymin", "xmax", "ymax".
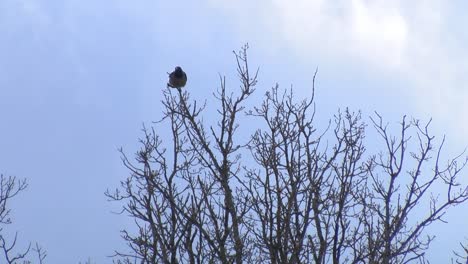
[{"xmin": 167, "ymin": 66, "xmax": 187, "ymax": 89}]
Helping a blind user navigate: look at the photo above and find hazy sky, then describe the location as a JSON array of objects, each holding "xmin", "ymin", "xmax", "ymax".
[{"xmin": 0, "ymin": 0, "xmax": 467, "ymax": 263}]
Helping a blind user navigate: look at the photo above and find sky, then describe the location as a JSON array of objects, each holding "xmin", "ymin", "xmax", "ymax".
[{"xmin": 0, "ymin": 0, "xmax": 467, "ymax": 263}]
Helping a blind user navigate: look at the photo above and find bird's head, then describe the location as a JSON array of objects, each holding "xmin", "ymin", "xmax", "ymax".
[{"xmin": 174, "ymin": 66, "xmax": 183, "ymax": 77}]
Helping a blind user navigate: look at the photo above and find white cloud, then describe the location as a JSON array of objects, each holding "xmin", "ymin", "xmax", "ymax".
[
  {"xmin": 208, "ymin": 0, "xmax": 468, "ymax": 143},
  {"xmin": 210, "ymin": 0, "xmax": 409, "ymax": 70},
  {"xmin": 349, "ymin": 0, "xmax": 407, "ymax": 67}
]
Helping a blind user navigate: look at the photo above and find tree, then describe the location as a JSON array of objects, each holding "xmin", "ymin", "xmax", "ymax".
[
  {"xmin": 0, "ymin": 174, "xmax": 46, "ymax": 264},
  {"xmin": 453, "ymin": 240, "xmax": 468, "ymax": 264},
  {"xmin": 107, "ymin": 45, "xmax": 468, "ymax": 264}
]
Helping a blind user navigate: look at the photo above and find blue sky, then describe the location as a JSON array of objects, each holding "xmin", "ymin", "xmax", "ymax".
[{"xmin": 0, "ymin": 0, "xmax": 467, "ymax": 262}]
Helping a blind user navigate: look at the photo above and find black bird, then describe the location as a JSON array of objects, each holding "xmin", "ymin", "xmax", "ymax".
[{"xmin": 167, "ymin": 66, "xmax": 187, "ymax": 88}]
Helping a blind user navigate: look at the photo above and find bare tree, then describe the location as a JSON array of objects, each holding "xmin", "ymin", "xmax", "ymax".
[
  {"xmin": 107, "ymin": 45, "xmax": 257, "ymax": 264},
  {"xmin": 352, "ymin": 115, "xmax": 468, "ymax": 264},
  {"xmin": 452, "ymin": 240, "xmax": 468, "ymax": 264},
  {"xmin": 109, "ymin": 46, "xmax": 468, "ymax": 264},
  {"xmin": 245, "ymin": 84, "xmax": 368, "ymax": 264},
  {"xmin": 0, "ymin": 174, "xmax": 46, "ymax": 264}
]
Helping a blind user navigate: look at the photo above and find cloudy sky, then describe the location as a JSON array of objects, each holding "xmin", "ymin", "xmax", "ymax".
[{"xmin": 0, "ymin": 0, "xmax": 467, "ymax": 262}]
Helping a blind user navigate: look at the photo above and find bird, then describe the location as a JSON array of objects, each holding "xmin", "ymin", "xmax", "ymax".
[{"xmin": 167, "ymin": 66, "xmax": 187, "ymax": 89}]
